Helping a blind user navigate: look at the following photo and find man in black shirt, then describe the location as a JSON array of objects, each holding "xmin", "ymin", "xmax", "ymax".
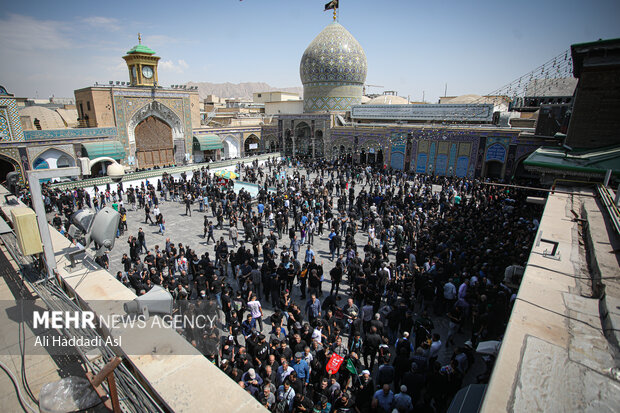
[
  {"xmin": 210, "ymin": 273, "xmax": 223, "ymax": 308},
  {"xmin": 329, "ymin": 262, "xmax": 343, "ymax": 295},
  {"xmin": 364, "ymin": 326, "xmax": 381, "ymax": 370},
  {"xmin": 254, "ymin": 334, "xmax": 269, "ymax": 368},
  {"xmin": 144, "ymin": 251, "xmax": 155, "ymax": 268},
  {"xmin": 137, "ymin": 228, "xmax": 147, "ymax": 253},
  {"xmin": 144, "ymin": 204, "xmax": 154, "ymax": 224},
  {"xmin": 292, "ymin": 392, "xmax": 314, "ymax": 412}
]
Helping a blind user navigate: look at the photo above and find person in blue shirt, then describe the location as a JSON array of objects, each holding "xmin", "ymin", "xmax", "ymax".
[
  {"xmin": 292, "ymin": 352, "xmax": 310, "ymax": 385},
  {"xmin": 304, "ymin": 245, "xmax": 315, "ymax": 264},
  {"xmin": 241, "ymin": 314, "xmax": 253, "ymax": 339},
  {"xmin": 372, "ymin": 384, "xmax": 395, "ymax": 412},
  {"xmin": 305, "ymin": 294, "xmax": 321, "ymax": 324}
]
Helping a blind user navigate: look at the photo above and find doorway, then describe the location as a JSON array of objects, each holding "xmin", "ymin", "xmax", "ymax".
[{"xmin": 134, "ymin": 116, "xmax": 174, "ymax": 168}]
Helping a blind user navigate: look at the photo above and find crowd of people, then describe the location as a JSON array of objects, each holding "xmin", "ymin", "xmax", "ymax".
[{"xmin": 29, "ymin": 155, "xmax": 542, "ymax": 412}]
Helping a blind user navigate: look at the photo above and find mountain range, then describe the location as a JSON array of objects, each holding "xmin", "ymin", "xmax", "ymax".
[{"xmin": 185, "ymin": 81, "xmax": 303, "ymax": 100}]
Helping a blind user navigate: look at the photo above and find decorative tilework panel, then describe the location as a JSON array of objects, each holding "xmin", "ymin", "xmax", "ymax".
[
  {"xmin": 435, "ymin": 154, "xmax": 448, "ymax": 175},
  {"xmin": 459, "ymin": 142, "xmax": 471, "ymax": 156},
  {"xmin": 455, "ymin": 156, "xmax": 469, "ymax": 177},
  {"xmin": 0, "ymin": 97, "xmax": 24, "ymax": 142},
  {"xmin": 438, "ymin": 141, "xmax": 449, "ymax": 154},
  {"xmin": 429, "ymin": 142, "xmax": 436, "ymax": 171},
  {"xmin": 415, "ymin": 153, "xmax": 427, "ymax": 173},
  {"xmin": 304, "ymin": 96, "xmax": 361, "ymax": 113},
  {"xmin": 449, "ymin": 143, "xmax": 458, "ymax": 172},
  {"xmin": 23, "ymin": 127, "xmax": 117, "ymax": 141},
  {"xmin": 0, "ymin": 108, "xmax": 11, "ymax": 140},
  {"xmin": 417, "ymin": 140, "xmax": 429, "ymax": 153},
  {"xmin": 486, "ymin": 143, "xmax": 507, "ymax": 163}
]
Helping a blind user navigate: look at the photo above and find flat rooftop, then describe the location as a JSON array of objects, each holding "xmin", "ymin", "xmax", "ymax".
[{"xmin": 481, "ymin": 186, "xmax": 620, "ymax": 412}]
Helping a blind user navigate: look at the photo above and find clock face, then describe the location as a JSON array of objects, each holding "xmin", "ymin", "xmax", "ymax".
[{"xmin": 142, "ymin": 66, "xmax": 153, "ymax": 79}]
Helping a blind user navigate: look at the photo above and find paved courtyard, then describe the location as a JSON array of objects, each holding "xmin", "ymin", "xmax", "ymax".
[{"xmin": 96, "ymin": 164, "xmax": 483, "ymax": 381}]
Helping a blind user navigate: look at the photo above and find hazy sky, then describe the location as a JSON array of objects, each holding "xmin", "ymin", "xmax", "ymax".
[{"xmin": 1, "ymin": 0, "xmax": 619, "ymax": 102}]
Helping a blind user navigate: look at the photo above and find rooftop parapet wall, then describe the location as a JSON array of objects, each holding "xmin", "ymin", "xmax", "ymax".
[{"xmin": 481, "ymin": 187, "xmax": 620, "ymax": 412}]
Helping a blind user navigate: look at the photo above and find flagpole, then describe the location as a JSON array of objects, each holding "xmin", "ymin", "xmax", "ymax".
[{"xmin": 334, "ymin": 2, "xmax": 340, "ymax": 21}]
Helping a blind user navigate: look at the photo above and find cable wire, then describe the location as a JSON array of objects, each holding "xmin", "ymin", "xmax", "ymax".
[
  {"xmin": 0, "ymin": 360, "xmax": 38, "ymax": 413},
  {"xmin": 1, "ymin": 232, "xmax": 164, "ymax": 413}
]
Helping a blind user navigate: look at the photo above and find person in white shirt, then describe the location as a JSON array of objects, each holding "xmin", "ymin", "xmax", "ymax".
[
  {"xmin": 368, "ymin": 225, "xmax": 376, "ymax": 244},
  {"xmin": 246, "ymin": 295, "xmax": 264, "ymax": 332},
  {"xmin": 276, "ymin": 359, "xmax": 294, "ymax": 386},
  {"xmin": 443, "ymin": 278, "xmax": 457, "ymax": 310},
  {"xmin": 276, "ymin": 380, "xmax": 295, "ymax": 410},
  {"xmin": 312, "ymin": 325, "xmax": 324, "ymax": 343}
]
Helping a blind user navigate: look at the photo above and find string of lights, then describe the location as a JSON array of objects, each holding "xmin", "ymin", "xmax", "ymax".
[
  {"xmin": 376, "ymin": 49, "xmax": 576, "ymax": 145},
  {"xmin": 449, "ymin": 48, "xmax": 574, "ymax": 121}
]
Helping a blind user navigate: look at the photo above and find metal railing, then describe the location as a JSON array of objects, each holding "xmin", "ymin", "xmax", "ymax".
[{"xmin": 597, "ymin": 184, "xmax": 620, "ymax": 236}]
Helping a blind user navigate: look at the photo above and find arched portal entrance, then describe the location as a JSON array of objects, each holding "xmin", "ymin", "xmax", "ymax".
[
  {"xmin": 0, "ymin": 155, "xmax": 18, "ymax": 183},
  {"xmin": 513, "ymin": 155, "xmax": 537, "ymax": 180},
  {"xmin": 57, "ymin": 155, "xmax": 72, "ymax": 168},
  {"xmin": 285, "ymin": 136, "xmax": 293, "ymax": 156},
  {"xmin": 91, "ymin": 160, "xmax": 113, "ymax": 177},
  {"xmin": 134, "ymin": 116, "xmax": 174, "ymax": 168},
  {"xmin": 244, "ymin": 134, "xmax": 260, "ymax": 155},
  {"xmin": 484, "ymin": 160, "xmax": 504, "ymax": 179},
  {"xmin": 32, "ymin": 148, "xmax": 75, "ymax": 170},
  {"xmin": 128, "ymin": 101, "xmax": 183, "ymax": 168},
  {"xmin": 223, "ymin": 135, "xmax": 240, "ymax": 159},
  {"xmin": 360, "ymin": 140, "xmax": 382, "ymax": 165},
  {"xmin": 295, "ymin": 122, "xmax": 312, "ymax": 157},
  {"xmin": 314, "ymin": 130, "xmax": 324, "ymax": 158},
  {"xmin": 264, "ymin": 135, "xmax": 278, "ymax": 153},
  {"xmin": 367, "ymin": 151, "xmax": 376, "ymax": 164}
]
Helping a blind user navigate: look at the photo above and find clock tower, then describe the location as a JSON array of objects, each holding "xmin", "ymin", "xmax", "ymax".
[{"xmin": 123, "ymin": 34, "xmax": 160, "ymax": 87}]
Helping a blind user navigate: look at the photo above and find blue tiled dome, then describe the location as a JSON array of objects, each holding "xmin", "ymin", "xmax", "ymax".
[
  {"xmin": 300, "ymin": 22, "xmax": 367, "ymax": 84},
  {"xmin": 300, "ymin": 22, "xmax": 367, "ymax": 112}
]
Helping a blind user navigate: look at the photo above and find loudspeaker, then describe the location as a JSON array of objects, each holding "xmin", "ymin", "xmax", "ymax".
[
  {"xmin": 68, "ymin": 209, "xmax": 96, "ymax": 241},
  {"xmin": 123, "ymin": 285, "xmax": 173, "ymax": 318},
  {"xmin": 6, "ymin": 171, "xmax": 20, "ymax": 194},
  {"xmin": 86, "ymin": 207, "xmax": 120, "ymax": 257},
  {"xmin": 70, "ymin": 209, "xmax": 95, "ymax": 233}
]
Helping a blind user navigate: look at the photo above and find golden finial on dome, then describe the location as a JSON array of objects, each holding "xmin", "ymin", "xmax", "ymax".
[
  {"xmin": 324, "ymin": 0, "xmax": 338, "ymax": 21},
  {"xmin": 138, "ymin": 33, "xmax": 142, "ymax": 44}
]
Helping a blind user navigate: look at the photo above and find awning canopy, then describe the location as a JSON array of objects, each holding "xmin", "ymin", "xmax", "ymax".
[
  {"xmin": 524, "ymin": 144, "xmax": 620, "ymax": 176},
  {"xmin": 81, "ymin": 141, "xmax": 126, "ymax": 160},
  {"xmin": 193, "ymin": 135, "xmax": 223, "ymax": 151}
]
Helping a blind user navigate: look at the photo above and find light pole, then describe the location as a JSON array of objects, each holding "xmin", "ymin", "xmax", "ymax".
[
  {"xmin": 27, "ymin": 159, "xmax": 124, "ymax": 278},
  {"xmin": 28, "ymin": 167, "xmax": 81, "ymax": 278}
]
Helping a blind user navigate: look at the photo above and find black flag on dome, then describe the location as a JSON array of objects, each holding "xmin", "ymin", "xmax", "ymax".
[{"xmin": 324, "ymin": 0, "xmax": 338, "ymax": 11}]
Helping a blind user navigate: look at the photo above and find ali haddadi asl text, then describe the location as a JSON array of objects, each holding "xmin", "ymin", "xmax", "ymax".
[{"xmin": 34, "ymin": 335, "xmax": 121, "ymax": 348}]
